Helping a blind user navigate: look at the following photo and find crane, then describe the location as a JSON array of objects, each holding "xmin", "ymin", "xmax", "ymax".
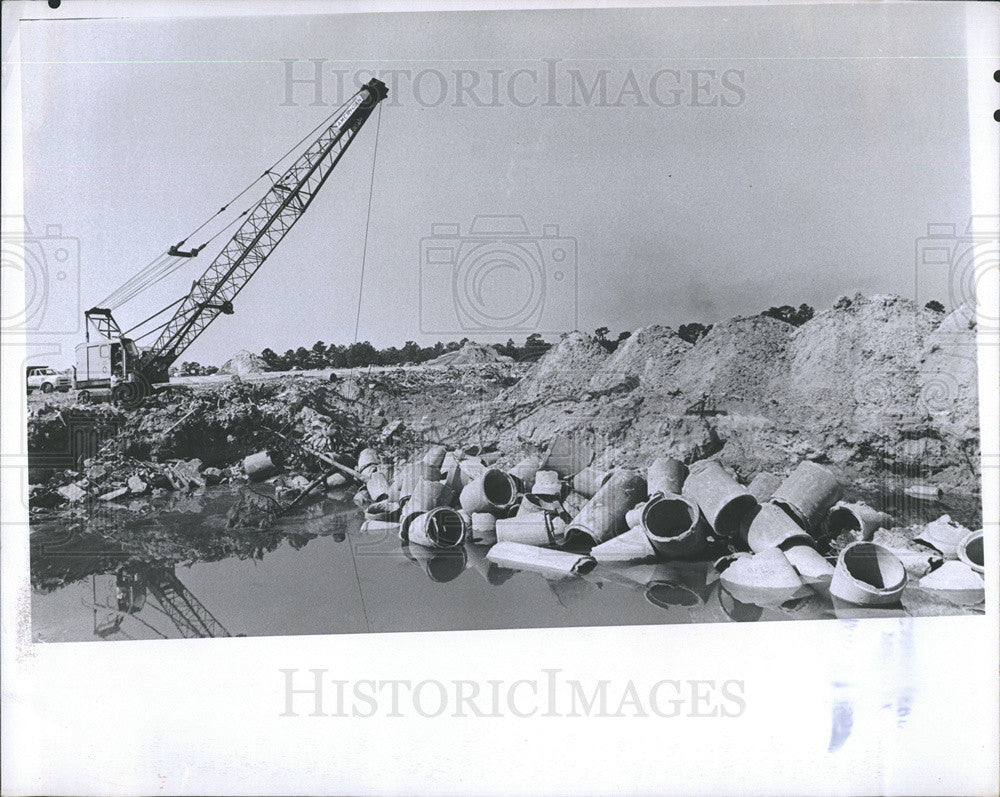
[{"xmin": 73, "ymin": 78, "xmax": 389, "ymax": 407}]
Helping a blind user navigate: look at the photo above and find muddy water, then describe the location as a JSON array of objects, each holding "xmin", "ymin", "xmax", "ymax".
[{"xmin": 30, "ymin": 487, "xmax": 983, "ymax": 642}]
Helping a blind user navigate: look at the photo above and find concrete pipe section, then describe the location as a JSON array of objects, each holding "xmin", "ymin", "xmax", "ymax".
[
  {"xmin": 640, "ymin": 493, "xmax": 707, "ymax": 559},
  {"xmin": 403, "ymin": 506, "xmax": 467, "ymax": 549},
  {"xmin": 770, "ymin": 460, "xmax": 842, "ymax": 533},
  {"xmin": 459, "ymin": 468, "xmax": 518, "ymax": 514},
  {"xmin": 825, "ymin": 501, "xmax": 892, "ymax": 542},
  {"xmin": 830, "ymin": 541, "xmax": 907, "ymax": 606},
  {"xmin": 646, "ymin": 457, "xmax": 688, "ymax": 496},
  {"xmin": 682, "ymin": 460, "xmax": 758, "ymax": 539},
  {"xmin": 564, "ymin": 470, "xmax": 648, "ymax": 547}
]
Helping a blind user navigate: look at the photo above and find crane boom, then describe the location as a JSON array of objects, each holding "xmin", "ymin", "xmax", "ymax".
[
  {"xmin": 141, "ymin": 78, "xmax": 388, "ymax": 380},
  {"xmin": 74, "ymin": 77, "xmax": 388, "ymax": 405}
]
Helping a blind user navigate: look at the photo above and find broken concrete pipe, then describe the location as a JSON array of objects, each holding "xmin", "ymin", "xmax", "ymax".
[
  {"xmin": 459, "ymin": 468, "xmax": 518, "ymax": 515},
  {"xmin": 422, "ymin": 445, "xmax": 447, "ymax": 470},
  {"xmin": 356, "ymin": 448, "xmax": 379, "ymax": 476},
  {"xmin": 681, "ymin": 460, "xmax": 758, "ymax": 539},
  {"xmin": 745, "ymin": 501, "xmax": 812, "ymax": 553},
  {"xmin": 365, "ymin": 470, "xmax": 391, "ymax": 502},
  {"xmin": 470, "ymin": 512, "xmax": 497, "ymax": 545},
  {"xmin": 561, "ymin": 490, "xmax": 589, "ymax": 519},
  {"xmin": 782, "ymin": 544, "xmax": 835, "ymax": 590},
  {"xmin": 516, "ymin": 493, "xmax": 564, "ymax": 518},
  {"xmin": 508, "ymin": 455, "xmax": 542, "ymax": 492},
  {"xmin": 918, "ymin": 560, "xmax": 985, "ymax": 605},
  {"xmin": 487, "ymin": 541, "xmax": 596, "ymax": 576},
  {"xmin": 242, "ymin": 449, "xmax": 283, "ymax": 481},
  {"xmin": 403, "ymin": 480, "xmax": 448, "ymax": 521},
  {"xmin": 402, "ymin": 506, "xmax": 467, "ymax": 549},
  {"xmin": 829, "ymin": 541, "xmax": 907, "ymax": 606},
  {"xmin": 640, "ymin": 493, "xmax": 707, "ymax": 560},
  {"xmin": 571, "ymin": 466, "xmax": 615, "ymax": 499},
  {"xmin": 590, "ymin": 527, "xmax": 656, "ymax": 562},
  {"xmin": 914, "ymin": 514, "xmax": 971, "ymax": 559},
  {"xmin": 496, "ymin": 514, "xmax": 567, "ymax": 547},
  {"xmin": 564, "ymin": 470, "xmax": 648, "ymax": 547},
  {"xmin": 365, "ymin": 499, "xmax": 401, "ymax": 523},
  {"xmin": 958, "ymin": 529, "xmax": 984, "ymax": 574},
  {"xmin": 646, "ymin": 457, "xmax": 688, "ymax": 497},
  {"xmin": 458, "ymin": 458, "xmax": 487, "ymax": 487},
  {"xmin": 746, "ymin": 471, "xmax": 782, "ymax": 504},
  {"xmin": 770, "ymin": 461, "xmax": 842, "ymax": 533},
  {"xmin": 531, "ymin": 470, "xmax": 562, "ymax": 497},
  {"xmin": 825, "ymin": 501, "xmax": 893, "ymax": 542},
  {"xmin": 718, "ymin": 548, "xmax": 811, "ymax": 608}
]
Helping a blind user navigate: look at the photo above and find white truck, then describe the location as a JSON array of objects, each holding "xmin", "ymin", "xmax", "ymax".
[{"xmin": 25, "ymin": 365, "xmax": 72, "ymax": 394}]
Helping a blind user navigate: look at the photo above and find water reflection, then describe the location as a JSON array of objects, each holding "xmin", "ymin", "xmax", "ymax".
[{"xmin": 29, "ymin": 484, "xmax": 985, "ymax": 642}]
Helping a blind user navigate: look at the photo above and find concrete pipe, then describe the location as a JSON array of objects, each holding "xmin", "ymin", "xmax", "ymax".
[
  {"xmin": 404, "ymin": 479, "xmax": 448, "ymax": 518},
  {"xmin": 508, "ymin": 455, "xmax": 542, "ymax": 492},
  {"xmin": 640, "ymin": 492, "xmax": 707, "ymax": 560},
  {"xmin": 496, "ymin": 514, "xmax": 566, "ymax": 547},
  {"xmin": 365, "ymin": 470, "xmax": 391, "ymax": 502},
  {"xmin": 356, "ymin": 448, "xmax": 379, "ymax": 475},
  {"xmin": 458, "ymin": 458, "xmax": 487, "ymax": 487},
  {"xmin": 422, "ymin": 445, "xmax": 447, "ymax": 470},
  {"xmin": 825, "ymin": 501, "xmax": 893, "ymax": 542},
  {"xmin": 624, "ymin": 503, "xmax": 645, "ymax": 529},
  {"xmin": 590, "ymin": 527, "xmax": 656, "ymax": 562},
  {"xmin": 572, "ymin": 466, "xmax": 615, "ymax": 499},
  {"xmin": 746, "ymin": 471, "xmax": 782, "ymax": 504},
  {"xmin": 830, "ymin": 541, "xmax": 907, "ymax": 606},
  {"xmin": 564, "ymin": 470, "xmax": 648, "ymax": 547},
  {"xmin": 404, "ymin": 506, "xmax": 467, "ymax": 549},
  {"xmin": 242, "ymin": 449, "xmax": 283, "ymax": 481},
  {"xmin": 958, "ymin": 529, "xmax": 984, "ymax": 574},
  {"xmin": 647, "ymin": 457, "xmax": 688, "ymax": 497},
  {"xmin": 746, "ymin": 501, "xmax": 812, "ymax": 552},
  {"xmin": 365, "ymin": 499, "xmax": 401, "ymax": 522},
  {"xmin": 771, "ymin": 460, "xmax": 842, "ymax": 533},
  {"xmin": 459, "ymin": 468, "xmax": 518, "ymax": 514},
  {"xmin": 470, "ymin": 512, "xmax": 497, "ymax": 545},
  {"xmin": 682, "ymin": 460, "xmax": 758, "ymax": 539}
]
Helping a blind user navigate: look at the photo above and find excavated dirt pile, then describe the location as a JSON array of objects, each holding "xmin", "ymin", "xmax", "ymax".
[
  {"xmin": 472, "ymin": 294, "xmax": 980, "ymax": 495},
  {"xmin": 426, "ymin": 341, "xmax": 514, "ymax": 367},
  {"xmin": 218, "ymin": 350, "xmax": 268, "ymax": 375}
]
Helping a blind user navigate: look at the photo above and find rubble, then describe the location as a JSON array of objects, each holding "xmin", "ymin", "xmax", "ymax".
[
  {"xmin": 918, "ymin": 560, "xmax": 985, "ymax": 605},
  {"xmin": 913, "ymin": 514, "xmax": 971, "ymax": 559}
]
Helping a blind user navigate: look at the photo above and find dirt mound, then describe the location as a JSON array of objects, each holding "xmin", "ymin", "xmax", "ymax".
[
  {"xmin": 504, "ymin": 331, "xmax": 609, "ymax": 404},
  {"xmin": 426, "ymin": 341, "xmax": 513, "ymax": 367},
  {"xmin": 785, "ymin": 294, "xmax": 940, "ymax": 429},
  {"xmin": 918, "ymin": 304, "xmax": 978, "ymax": 440},
  {"xmin": 588, "ymin": 325, "xmax": 691, "ymax": 394},
  {"xmin": 219, "ymin": 350, "xmax": 268, "ymax": 376},
  {"xmin": 673, "ymin": 315, "xmax": 794, "ymax": 406}
]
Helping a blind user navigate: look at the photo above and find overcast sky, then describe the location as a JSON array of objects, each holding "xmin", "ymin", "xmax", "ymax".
[{"xmin": 19, "ymin": 3, "xmax": 971, "ymax": 366}]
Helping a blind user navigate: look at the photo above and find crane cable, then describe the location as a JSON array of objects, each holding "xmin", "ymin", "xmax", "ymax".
[
  {"xmin": 353, "ymin": 101, "xmax": 382, "ymax": 346},
  {"xmin": 99, "ymin": 89, "xmax": 365, "ymax": 313}
]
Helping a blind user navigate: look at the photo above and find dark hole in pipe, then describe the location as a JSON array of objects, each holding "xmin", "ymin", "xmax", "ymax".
[
  {"xmin": 430, "ymin": 511, "xmax": 465, "ymax": 547},
  {"xmin": 714, "ymin": 495, "xmax": 759, "ymax": 538},
  {"xmin": 827, "ymin": 507, "xmax": 860, "ymax": 535},
  {"xmin": 644, "ymin": 497, "xmax": 695, "ymax": 539},
  {"xmin": 965, "ymin": 536, "xmax": 983, "ymax": 567},
  {"xmin": 483, "ymin": 469, "xmax": 514, "ymax": 506},
  {"xmin": 844, "ymin": 544, "xmax": 903, "ymax": 590}
]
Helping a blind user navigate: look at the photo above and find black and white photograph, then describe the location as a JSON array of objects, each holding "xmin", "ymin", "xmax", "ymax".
[{"xmin": 2, "ymin": 0, "xmax": 997, "ymax": 794}]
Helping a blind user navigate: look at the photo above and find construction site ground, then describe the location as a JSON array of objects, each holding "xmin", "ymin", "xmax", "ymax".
[{"xmin": 26, "ymin": 294, "xmax": 985, "ymax": 639}]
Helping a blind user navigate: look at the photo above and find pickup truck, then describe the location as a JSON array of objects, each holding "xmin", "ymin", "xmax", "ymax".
[{"xmin": 26, "ymin": 366, "xmax": 72, "ymax": 394}]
